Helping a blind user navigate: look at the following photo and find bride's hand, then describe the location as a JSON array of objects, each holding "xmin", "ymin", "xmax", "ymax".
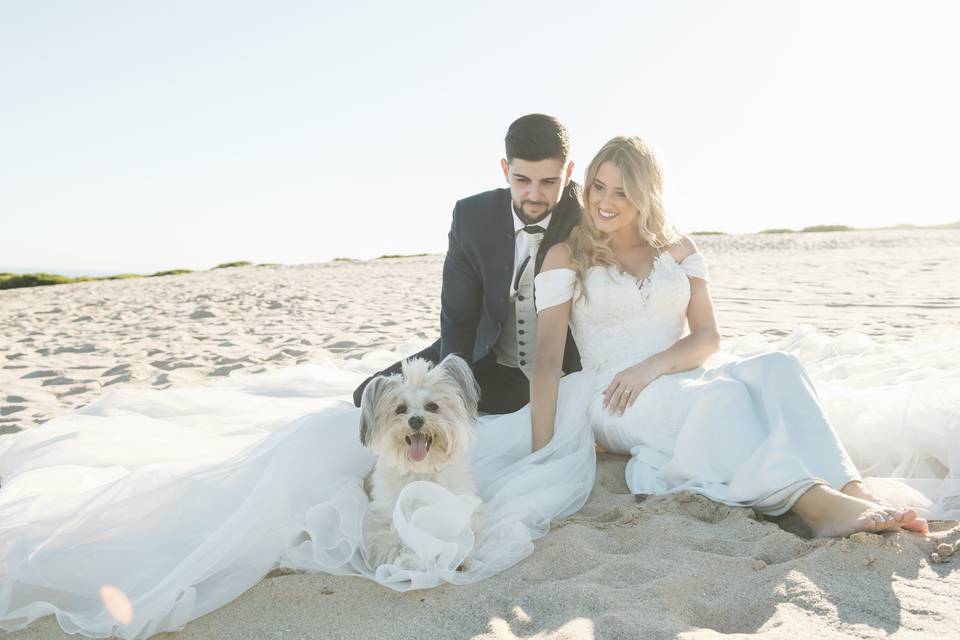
[{"xmin": 602, "ymin": 361, "xmax": 660, "ymax": 416}]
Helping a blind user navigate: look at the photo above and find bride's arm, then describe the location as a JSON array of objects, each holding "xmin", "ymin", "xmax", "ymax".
[
  {"xmin": 604, "ymin": 236, "xmax": 721, "ymax": 415},
  {"xmin": 530, "ymin": 244, "xmax": 574, "ymax": 452}
]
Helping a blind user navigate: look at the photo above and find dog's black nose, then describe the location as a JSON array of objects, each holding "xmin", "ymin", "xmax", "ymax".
[{"xmin": 408, "ymin": 415, "xmax": 425, "ymax": 430}]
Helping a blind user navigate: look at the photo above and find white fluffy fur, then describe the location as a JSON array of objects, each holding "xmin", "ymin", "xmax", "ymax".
[{"xmin": 359, "ymin": 354, "xmax": 482, "ymax": 570}]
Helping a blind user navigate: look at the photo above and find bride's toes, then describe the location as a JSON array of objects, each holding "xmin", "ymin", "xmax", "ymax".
[
  {"xmin": 857, "ymin": 507, "xmax": 920, "ymax": 534},
  {"xmin": 895, "ymin": 509, "xmax": 929, "ymax": 534},
  {"xmin": 857, "ymin": 508, "xmax": 901, "ymax": 533}
]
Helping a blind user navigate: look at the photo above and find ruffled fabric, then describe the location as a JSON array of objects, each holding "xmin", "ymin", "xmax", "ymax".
[
  {"xmin": 534, "ymin": 268, "xmax": 576, "ymax": 312},
  {"xmin": 0, "ymin": 358, "xmax": 596, "ymax": 638},
  {"xmin": 677, "ymin": 252, "xmax": 708, "ymax": 280},
  {"xmin": 533, "ymin": 252, "xmax": 709, "ymax": 315}
]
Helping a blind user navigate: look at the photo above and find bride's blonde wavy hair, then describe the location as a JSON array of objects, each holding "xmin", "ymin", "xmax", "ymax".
[{"xmin": 565, "ymin": 136, "xmax": 681, "ymax": 296}]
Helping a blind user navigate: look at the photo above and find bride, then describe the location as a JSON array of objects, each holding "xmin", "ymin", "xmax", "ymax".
[
  {"xmin": 530, "ymin": 135, "xmax": 929, "ymax": 537},
  {"xmin": 1, "ymin": 138, "xmax": 957, "ymax": 639}
]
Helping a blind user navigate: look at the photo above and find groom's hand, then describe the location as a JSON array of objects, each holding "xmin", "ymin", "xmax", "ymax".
[{"xmin": 602, "ymin": 362, "xmax": 659, "ymax": 416}]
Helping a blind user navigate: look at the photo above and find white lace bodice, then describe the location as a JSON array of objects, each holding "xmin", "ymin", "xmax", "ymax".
[{"xmin": 535, "ymin": 252, "xmax": 708, "ymax": 374}]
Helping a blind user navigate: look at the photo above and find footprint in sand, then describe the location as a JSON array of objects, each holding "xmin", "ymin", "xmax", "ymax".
[
  {"xmin": 53, "ymin": 344, "xmax": 97, "ymax": 354},
  {"xmin": 209, "ymin": 364, "xmax": 245, "ymax": 376},
  {"xmin": 674, "ymin": 491, "xmax": 741, "ymax": 524},
  {"xmin": 22, "ymin": 370, "xmax": 58, "ymax": 379},
  {"xmin": 102, "ymin": 364, "xmax": 130, "ymax": 377},
  {"xmin": 41, "ymin": 376, "xmax": 78, "ymax": 386},
  {"xmin": 104, "ymin": 373, "xmax": 133, "ymax": 386},
  {"xmin": 0, "ymin": 406, "xmax": 26, "ymax": 416},
  {"xmin": 57, "ymin": 386, "xmax": 90, "ymax": 398},
  {"xmin": 150, "ymin": 359, "xmax": 199, "ymax": 371},
  {"xmin": 325, "ymin": 341, "xmax": 357, "ymax": 349}
]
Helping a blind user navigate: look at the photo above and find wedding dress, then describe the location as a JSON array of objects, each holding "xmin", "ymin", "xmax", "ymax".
[{"xmin": 2, "ymin": 253, "xmax": 958, "ymax": 638}]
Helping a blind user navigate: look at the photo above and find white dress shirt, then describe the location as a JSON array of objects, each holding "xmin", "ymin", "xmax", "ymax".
[{"xmin": 510, "ymin": 206, "xmax": 552, "ymax": 295}]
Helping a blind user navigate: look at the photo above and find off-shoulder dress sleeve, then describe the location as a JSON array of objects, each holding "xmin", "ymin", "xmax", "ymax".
[
  {"xmin": 534, "ymin": 268, "xmax": 576, "ymax": 312},
  {"xmin": 678, "ymin": 253, "xmax": 709, "ymax": 281}
]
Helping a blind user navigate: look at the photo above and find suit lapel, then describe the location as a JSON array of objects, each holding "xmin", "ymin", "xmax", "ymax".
[
  {"xmin": 492, "ymin": 189, "xmax": 516, "ymax": 294},
  {"xmin": 534, "ymin": 182, "xmax": 580, "ymax": 274}
]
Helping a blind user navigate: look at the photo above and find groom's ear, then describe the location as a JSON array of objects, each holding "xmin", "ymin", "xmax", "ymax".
[
  {"xmin": 500, "ymin": 158, "xmax": 510, "ymax": 183},
  {"xmin": 564, "ymin": 159, "xmax": 574, "ymax": 186}
]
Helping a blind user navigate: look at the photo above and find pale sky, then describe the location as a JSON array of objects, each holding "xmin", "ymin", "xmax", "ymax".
[{"xmin": 1, "ymin": 0, "xmax": 958, "ymax": 275}]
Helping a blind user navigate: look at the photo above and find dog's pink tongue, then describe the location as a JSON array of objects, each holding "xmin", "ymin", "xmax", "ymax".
[{"xmin": 408, "ymin": 433, "xmax": 428, "ymax": 462}]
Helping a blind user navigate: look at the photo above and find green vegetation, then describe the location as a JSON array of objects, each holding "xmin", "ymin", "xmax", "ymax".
[
  {"xmin": 689, "ymin": 231, "xmax": 728, "ymax": 236},
  {"xmin": 0, "ymin": 273, "xmax": 80, "ymax": 289},
  {"xmin": 256, "ymin": 263, "xmax": 279, "ymax": 267},
  {"xmin": 0, "ymin": 272, "xmax": 143, "ymax": 290},
  {"xmin": 758, "ymin": 228, "xmax": 796, "ymax": 234},
  {"xmin": 801, "ymin": 224, "xmax": 853, "ymax": 233},
  {"xmin": 1, "ymin": 259, "xmax": 270, "ymax": 291},
  {"xmin": 376, "ymin": 253, "xmax": 432, "ymax": 259},
  {"xmin": 151, "ymin": 269, "xmax": 194, "ymax": 277},
  {"xmin": 102, "ymin": 273, "xmax": 143, "ymax": 280}
]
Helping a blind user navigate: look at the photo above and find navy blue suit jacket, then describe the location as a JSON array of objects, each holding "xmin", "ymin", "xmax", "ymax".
[{"xmin": 439, "ymin": 182, "xmax": 582, "ymax": 374}]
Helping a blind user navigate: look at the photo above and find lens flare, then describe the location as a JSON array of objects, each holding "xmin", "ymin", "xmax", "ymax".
[{"xmin": 99, "ymin": 584, "xmax": 133, "ymax": 625}]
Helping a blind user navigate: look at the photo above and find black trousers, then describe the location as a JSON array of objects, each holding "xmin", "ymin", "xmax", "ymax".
[{"xmin": 352, "ymin": 340, "xmax": 530, "ymax": 415}]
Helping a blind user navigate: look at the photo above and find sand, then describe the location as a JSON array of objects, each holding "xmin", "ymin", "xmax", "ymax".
[{"xmin": 1, "ymin": 228, "xmax": 959, "ymax": 639}]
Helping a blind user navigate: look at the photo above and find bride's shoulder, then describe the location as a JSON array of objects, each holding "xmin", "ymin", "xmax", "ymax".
[
  {"xmin": 665, "ymin": 235, "xmax": 699, "ymax": 263},
  {"xmin": 542, "ymin": 243, "xmax": 574, "ymax": 272}
]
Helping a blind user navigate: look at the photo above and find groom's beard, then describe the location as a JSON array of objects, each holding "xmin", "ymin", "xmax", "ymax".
[{"xmin": 513, "ymin": 201, "xmax": 555, "ymax": 225}]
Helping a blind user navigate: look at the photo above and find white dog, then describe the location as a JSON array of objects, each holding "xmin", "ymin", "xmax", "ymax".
[{"xmin": 359, "ymin": 354, "xmax": 482, "ymax": 571}]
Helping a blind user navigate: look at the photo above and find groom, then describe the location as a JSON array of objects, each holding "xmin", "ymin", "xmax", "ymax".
[{"xmin": 353, "ymin": 113, "xmax": 582, "ymax": 413}]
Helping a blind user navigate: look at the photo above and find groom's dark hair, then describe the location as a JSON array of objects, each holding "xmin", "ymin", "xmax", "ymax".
[{"xmin": 505, "ymin": 114, "xmax": 570, "ymax": 163}]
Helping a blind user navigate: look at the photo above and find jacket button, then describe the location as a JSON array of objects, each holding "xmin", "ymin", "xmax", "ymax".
[
  {"xmin": 520, "ymin": 360, "xmax": 526, "ymax": 366},
  {"xmin": 518, "ymin": 295, "xmax": 525, "ymax": 301},
  {"xmin": 519, "ymin": 341, "xmax": 525, "ymax": 346},
  {"xmin": 519, "ymin": 351, "xmax": 525, "ymax": 356},
  {"xmin": 518, "ymin": 320, "xmax": 525, "ymax": 325},
  {"xmin": 518, "ymin": 329, "xmax": 525, "ymax": 335}
]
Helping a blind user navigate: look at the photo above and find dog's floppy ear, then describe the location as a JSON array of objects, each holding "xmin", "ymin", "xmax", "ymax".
[
  {"xmin": 359, "ymin": 375, "xmax": 394, "ymax": 446},
  {"xmin": 437, "ymin": 354, "xmax": 480, "ymax": 419}
]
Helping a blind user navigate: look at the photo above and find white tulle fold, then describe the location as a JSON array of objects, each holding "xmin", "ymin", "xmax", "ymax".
[
  {"xmin": 0, "ymin": 351, "xmax": 596, "ymax": 637},
  {"xmin": 719, "ymin": 326, "xmax": 960, "ymax": 518}
]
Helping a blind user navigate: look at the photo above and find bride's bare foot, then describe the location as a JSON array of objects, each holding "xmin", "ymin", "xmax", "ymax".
[
  {"xmin": 842, "ymin": 481, "xmax": 929, "ymax": 534},
  {"xmin": 793, "ymin": 485, "xmax": 922, "ymax": 538}
]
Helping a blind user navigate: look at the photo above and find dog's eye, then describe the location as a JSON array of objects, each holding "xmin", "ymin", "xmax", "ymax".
[
  {"xmin": 424, "ymin": 402, "xmax": 439, "ymax": 413},
  {"xmin": 395, "ymin": 404, "xmax": 407, "ymax": 415}
]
